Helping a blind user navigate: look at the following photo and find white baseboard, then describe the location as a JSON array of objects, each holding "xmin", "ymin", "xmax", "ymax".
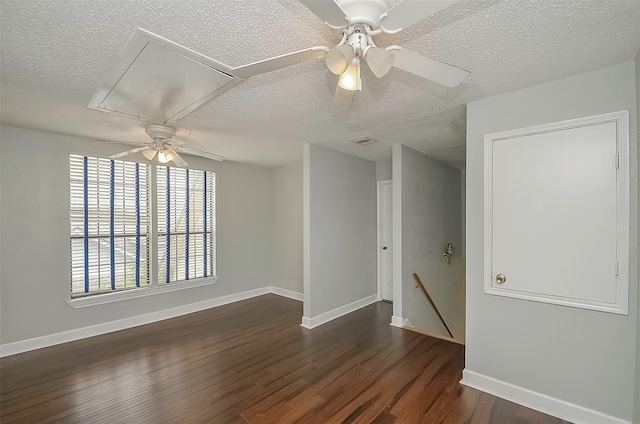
[
  {"xmin": 390, "ymin": 315, "xmax": 403, "ymax": 327},
  {"xmin": 0, "ymin": 287, "xmax": 302, "ymax": 358},
  {"xmin": 301, "ymin": 316, "xmax": 312, "ymax": 328},
  {"xmin": 461, "ymin": 369, "xmax": 630, "ymax": 424},
  {"xmin": 402, "ymin": 318, "xmax": 414, "ymax": 328},
  {"xmin": 300, "ymin": 294, "xmax": 378, "ymax": 329},
  {"xmin": 269, "ymin": 286, "xmax": 303, "ymax": 301}
]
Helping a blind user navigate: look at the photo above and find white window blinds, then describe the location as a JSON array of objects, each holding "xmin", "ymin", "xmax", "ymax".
[
  {"xmin": 157, "ymin": 166, "xmax": 215, "ymax": 283},
  {"xmin": 70, "ymin": 155, "xmax": 150, "ymax": 297}
]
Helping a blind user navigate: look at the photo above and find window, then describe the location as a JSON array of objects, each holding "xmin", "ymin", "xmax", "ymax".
[
  {"xmin": 70, "ymin": 155, "xmax": 216, "ymax": 299},
  {"xmin": 70, "ymin": 155, "xmax": 150, "ymax": 297},
  {"xmin": 157, "ymin": 167, "xmax": 215, "ymax": 283}
]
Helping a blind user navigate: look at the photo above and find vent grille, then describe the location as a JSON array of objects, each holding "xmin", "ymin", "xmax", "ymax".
[{"xmin": 350, "ymin": 137, "xmax": 376, "ymax": 145}]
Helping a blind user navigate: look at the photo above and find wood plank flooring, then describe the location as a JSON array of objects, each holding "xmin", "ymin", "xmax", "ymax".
[{"xmin": 1, "ymin": 295, "xmax": 569, "ymax": 423}]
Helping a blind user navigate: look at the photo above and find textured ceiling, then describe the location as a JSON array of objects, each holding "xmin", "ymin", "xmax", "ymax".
[{"xmin": 1, "ymin": 0, "xmax": 639, "ymax": 168}]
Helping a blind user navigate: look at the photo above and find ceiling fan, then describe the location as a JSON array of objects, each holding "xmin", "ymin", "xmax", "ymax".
[
  {"xmin": 233, "ymin": 0, "xmax": 470, "ymax": 112},
  {"xmin": 103, "ymin": 124, "xmax": 224, "ymax": 167}
]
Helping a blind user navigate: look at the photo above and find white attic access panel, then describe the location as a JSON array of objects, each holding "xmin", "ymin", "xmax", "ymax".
[
  {"xmin": 484, "ymin": 111, "xmax": 629, "ymax": 314},
  {"xmin": 88, "ymin": 28, "xmax": 241, "ymax": 124}
]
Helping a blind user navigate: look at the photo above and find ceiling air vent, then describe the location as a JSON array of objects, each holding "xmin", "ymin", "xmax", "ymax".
[{"xmin": 350, "ymin": 137, "xmax": 376, "ymax": 146}]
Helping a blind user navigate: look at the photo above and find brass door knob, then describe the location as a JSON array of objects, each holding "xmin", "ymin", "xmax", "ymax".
[{"xmin": 496, "ymin": 274, "xmax": 506, "ymax": 284}]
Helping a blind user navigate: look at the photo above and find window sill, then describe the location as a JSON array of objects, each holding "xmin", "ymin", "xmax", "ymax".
[{"xmin": 67, "ymin": 277, "xmax": 220, "ymax": 308}]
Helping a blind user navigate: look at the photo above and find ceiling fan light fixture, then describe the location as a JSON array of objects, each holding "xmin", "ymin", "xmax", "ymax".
[
  {"xmin": 365, "ymin": 47, "xmax": 394, "ymax": 78},
  {"xmin": 142, "ymin": 148, "xmax": 158, "ymax": 160},
  {"xmin": 158, "ymin": 148, "xmax": 177, "ymax": 163},
  {"xmin": 326, "ymin": 44, "xmax": 354, "ymax": 75},
  {"xmin": 338, "ymin": 62, "xmax": 361, "ymax": 91}
]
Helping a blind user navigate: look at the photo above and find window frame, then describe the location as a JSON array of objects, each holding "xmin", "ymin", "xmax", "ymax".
[{"xmin": 68, "ymin": 152, "xmax": 218, "ymax": 308}]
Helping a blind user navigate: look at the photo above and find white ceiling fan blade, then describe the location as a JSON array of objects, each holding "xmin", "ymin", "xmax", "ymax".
[
  {"xmin": 380, "ymin": 0, "xmax": 460, "ymax": 33},
  {"xmin": 174, "ymin": 146, "xmax": 224, "ymax": 162},
  {"xmin": 299, "ymin": 0, "xmax": 349, "ymax": 28},
  {"xmin": 233, "ymin": 47, "xmax": 329, "ymax": 78},
  {"xmin": 331, "ymin": 84, "xmax": 355, "ymax": 113},
  {"xmin": 90, "ymin": 140, "xmax": 148, "ymax": 145},
  {"xmin": 170, "ymin": 152, "xmax": 189, "ymax": 168},
  {"xmin": 109, "ymin": 146, "xmax": 148, "ymax": 159},
  {"xmin": 390, "ymin": 46, "xmax": 469, "ymax": 87}
]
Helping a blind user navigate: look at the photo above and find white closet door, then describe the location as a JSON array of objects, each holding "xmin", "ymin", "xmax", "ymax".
[{"xmin": 484, "ymin": 112, "xmax": 629, "ymax": 314}]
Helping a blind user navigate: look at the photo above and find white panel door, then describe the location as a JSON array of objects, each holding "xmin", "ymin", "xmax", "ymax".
[
  {"xmin": 380, "ymin": 182, "xmax": 393, "ymax": 301},
  {"xmin": 485, "ymin": 112, "xmax": 629, "ymax": 314}
]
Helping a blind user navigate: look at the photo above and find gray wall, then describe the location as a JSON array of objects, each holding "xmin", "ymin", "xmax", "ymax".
[
  {"xmin": 465, "ymin": 61, "xmax": 638, "ymax": 420},
  {"xmin": 303, "ymin": 144, "xmax": 377, "ymax": 318},
  {"xmin": 635, "ymin": 51, "xmax": 640, "ymax": 424},
  {"xmin": 398, "ymin": 145, "xmax": 465, "ymax": 341},
  {"xmin": 272, "ymin": 160, "xmax": 303, "ymax": 294},
  {"xmin": 376, "ymin": 158, "xmax": 392, "ymax": 181},
  {"xmin": 0, "ymin": 125, "xmax": 278, "ymax": 344}
]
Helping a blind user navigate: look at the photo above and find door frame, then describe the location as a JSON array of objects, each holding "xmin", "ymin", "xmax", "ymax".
[{"xmin": 377, "ymin": 179, "xmax": 392, "ymax": 301}]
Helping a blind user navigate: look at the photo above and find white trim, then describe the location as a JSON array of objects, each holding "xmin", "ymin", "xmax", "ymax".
[
  {"xmin": 461, "ymin": 370, "xmax": 630, "ymax": 424},
  {"xmin": 269, "ymin": 286, "xmax": 304, "ymax": 301},
  {"xmin": 391, "ymin": 145, "xmax": 403, "ymax": 319},
  {"xmin": 1, "ymin": 286, "xmax": 302, "ymax": 358},
  {"xmin": 483, "ymin": 111, "xmax": 630, "ymax": 315},
  {"xmin": 390, "ymin": 315, "xmax": 403, "ymax": 327},
  {"xmin": 302, "ymin": 144, "xmax": 311, "ymax": 319},
  {"xmin": 402, "ymin": 318, "xmax": 414, "ymax": 328},
  {"xmin": 300, "ymin": 294, "xmax": 378, "ymax": 329},
  {"xmin": 150, "ymin": 164, "xmax": 159, "ymax": 289},
  {"xmin": 68, "ymin": 277, "xmax": 220, "ymax": 308},
  {"xmin": 301, "ymin": 316, "xmax": 312, "ymax": 328},
  {"xmin": 377, "ymin": 179, "xmax": 392, "ymax": 301}
]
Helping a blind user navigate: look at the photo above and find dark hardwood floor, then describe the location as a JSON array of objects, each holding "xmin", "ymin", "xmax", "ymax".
[{"xmin": 1, "ymin": 295, "xmax": 569, "ymax": 423}]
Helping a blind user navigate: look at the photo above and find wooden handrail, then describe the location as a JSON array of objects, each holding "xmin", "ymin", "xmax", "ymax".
[{"xmin": 413, "ymin": 273, "xmax": 455, "ymax": 339}]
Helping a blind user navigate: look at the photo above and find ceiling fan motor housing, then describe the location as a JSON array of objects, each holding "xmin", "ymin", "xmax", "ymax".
[
  {"xmin": 337, "ymin": 0, "xmax": 388, "ymax": 28},
  {"xmin": 145, "ymin": 124, "xmax": 176, "ymax": 141},
  {"xmin": 347, "ymin": 29, "xmax": 367, "ymax": 58}
]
